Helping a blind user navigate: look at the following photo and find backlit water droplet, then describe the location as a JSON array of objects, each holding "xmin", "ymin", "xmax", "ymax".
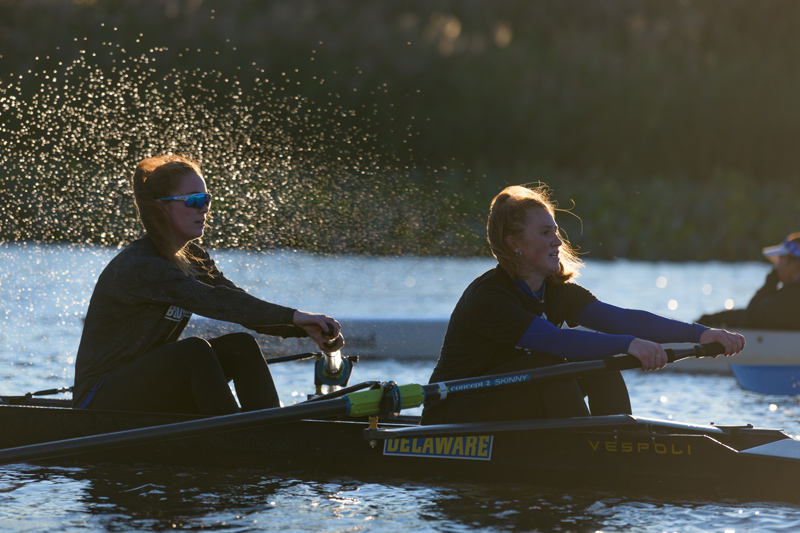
[{"xmin": 1, "ymin": 36, "xmax": 466, "ymax": 255}]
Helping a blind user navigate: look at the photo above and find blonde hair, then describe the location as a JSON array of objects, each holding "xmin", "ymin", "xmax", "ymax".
[
  {"xmin": 131, "ymin": 154, "xmax": 205, "ymax": 276},
  {"xmin": 487, "ymin": 184, "xmax": 583, "ymax": 283}
]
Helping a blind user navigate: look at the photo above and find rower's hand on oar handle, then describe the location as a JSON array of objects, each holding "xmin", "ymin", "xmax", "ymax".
[
  {"xmin": 293, "ymin": 311, "xmax": 344, "ymax": 353},
  {"xmin": 699, "ymin": 328, "xmax": 746, "ymax": 357},
  {"xmin": 628, "ymin": 339, "xmax": 669, "ymax": 371}
]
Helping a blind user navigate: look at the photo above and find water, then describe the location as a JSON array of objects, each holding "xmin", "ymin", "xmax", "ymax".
[
  {"xmin": 3, "ymin": 243, "xmax": 800, "ymax": 532},
  {"xmin": 1, "ymin": 15, "xmax": 791, "ymax": 529}
]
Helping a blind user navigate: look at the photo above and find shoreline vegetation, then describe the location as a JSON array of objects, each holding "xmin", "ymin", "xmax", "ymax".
[{"xmin": 1, "ymin": 1, "xmax": 797, "ymax": 262}]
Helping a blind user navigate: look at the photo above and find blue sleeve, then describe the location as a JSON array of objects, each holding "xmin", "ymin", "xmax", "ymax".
[
  {"xmin": 577, "ymin": 301, "xmax": 708, "ymax": 343},
  {"xmin": 518, "ymin": 317, "xmax": 635, "ymax": 361}
]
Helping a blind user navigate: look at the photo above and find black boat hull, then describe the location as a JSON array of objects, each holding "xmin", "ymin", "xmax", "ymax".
[{"xmin": 3, "ymin": 401, "xmax": 800, "ymax": 503}]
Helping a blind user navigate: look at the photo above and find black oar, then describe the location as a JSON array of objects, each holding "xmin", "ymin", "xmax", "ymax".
[
  {"xmin": 417, "ymin": 342, "xmax": 725, "ymax": 406},
  {"xmin": 0, "ymin": 343, "xmax": 722, "ymax": 465},
  {"xmin": 0, "ymin": 395, "xmax": 356, "ymax": 465},
  {"xmin": 266, "ymin": 352, "xmax": 319, "ymax": 364}
]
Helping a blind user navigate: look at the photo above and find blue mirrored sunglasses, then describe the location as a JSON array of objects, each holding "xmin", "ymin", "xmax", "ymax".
[{"xmin": 157, "ymin": 193, "xmax": 212, "ymax": 208}]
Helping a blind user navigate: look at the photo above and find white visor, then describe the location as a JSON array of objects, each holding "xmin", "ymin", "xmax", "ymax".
[{"xmin": 763, "ymin": 239, "xmax": 800, "ymax": 264}]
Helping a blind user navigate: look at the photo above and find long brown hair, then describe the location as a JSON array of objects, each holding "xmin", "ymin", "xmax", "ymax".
[
  {"xmin": 131, "ymin": 154, "xmax": 204, "ymax": 276},
  {"xmin": 487, "ymin": 184, "xmax": 583, "ymax": 283}
]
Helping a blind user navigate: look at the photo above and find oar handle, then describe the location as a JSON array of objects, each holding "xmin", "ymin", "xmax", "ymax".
[
  {"xmin": 667, "ymin": 341, "xmax": 725, "ymax": 361},
  {"xmin": 322, "ymin": 322, "xmax": 338, "ymax": 348},
  {"xmin": 603, "ymin": 342, "xmax": 725, "ymax": 372}
]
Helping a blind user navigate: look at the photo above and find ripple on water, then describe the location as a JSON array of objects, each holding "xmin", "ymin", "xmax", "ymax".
[{"xmin": 3, "ymin": 463, "xmax": 800, "ymax": 533}]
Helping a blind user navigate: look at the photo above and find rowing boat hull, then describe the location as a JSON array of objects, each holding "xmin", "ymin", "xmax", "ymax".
[{"xmin": 3, "ymin": 402, "xmax": 800, "ymax": 503}]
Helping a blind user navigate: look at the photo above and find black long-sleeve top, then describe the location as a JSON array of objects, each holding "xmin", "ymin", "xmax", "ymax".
[
  {"xmin": 73, "ymin": 235, "xmax": 306, "ymax": 407},
  {"xmin": 744, "ymin": 270, "xmax": 800, "ymax": 329}
]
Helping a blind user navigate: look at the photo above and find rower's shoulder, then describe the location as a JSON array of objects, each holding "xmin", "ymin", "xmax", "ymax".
[
  {"xmin": 472, "ymin": 265, "xmax": 511, "ymax": 286},
  {"xmin": 100, "ymin": 237, "xmax": 169, "ymax": 279},
  {"xmin": 109, "ymin": 237, "xmax": 156, "ymax": 261},
  {"xmin": 460, "ymin": 267, "xmax": 513, "ymax": 298}
]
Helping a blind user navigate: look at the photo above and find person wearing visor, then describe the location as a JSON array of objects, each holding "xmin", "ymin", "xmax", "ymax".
[
  {"xmin": 698, "ymin": 233, "xmax": 800, "ymax": 330},
  {"xmin": 73, "ymin": 154, "xmax": 345, "ymax": 415}
]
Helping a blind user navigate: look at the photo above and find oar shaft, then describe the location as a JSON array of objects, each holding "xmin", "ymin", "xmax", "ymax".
[
  {"xmin": 422, "ymin": 360, "xmax": 608, "ymax": 399},
  {"xmin": 266, "ymin": 352, "xmax": 318, "ymax": 364},
  {"xmin": 0, "ymin": 398, "xmax": 348, "ymax": 465},
  {"xmin": 425, "ymin": 342, "xmax": 726, "ymax": 401}
]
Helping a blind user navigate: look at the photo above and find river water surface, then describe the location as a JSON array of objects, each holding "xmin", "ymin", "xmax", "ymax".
[{"xmin": 2, "ymin": 243, "xmax": 800, "ymax": 532}]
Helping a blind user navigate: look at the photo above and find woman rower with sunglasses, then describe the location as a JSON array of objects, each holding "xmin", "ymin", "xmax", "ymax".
[{"xmin": 72, "ymin": 154, "xmax": 344, "ymax": 415}]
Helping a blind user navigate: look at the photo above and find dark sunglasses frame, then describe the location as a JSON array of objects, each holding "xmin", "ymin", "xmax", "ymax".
[{"xmin": 156, "ymin": 193, "xmax": 212, "ymax": 208}]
